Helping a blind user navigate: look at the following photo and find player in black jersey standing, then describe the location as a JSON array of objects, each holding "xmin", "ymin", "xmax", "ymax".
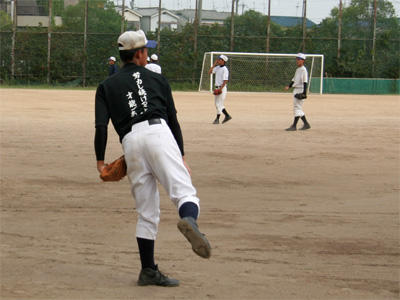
[{"xmin": 94, "ymin": 30, "xmax": 211, "ymax": 287}]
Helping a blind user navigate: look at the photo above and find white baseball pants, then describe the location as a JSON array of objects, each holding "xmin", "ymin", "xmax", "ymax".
[
  {"xmin": 122, "ymin": 119, "xmax": 200, "ymax": 240},
  {"xmin": 293, "ymin": 87, "xmax": 305, "ymax": 117},
  {"xmin": 214, "ymin": 86, "xmax": 227, "ymax": 114}
]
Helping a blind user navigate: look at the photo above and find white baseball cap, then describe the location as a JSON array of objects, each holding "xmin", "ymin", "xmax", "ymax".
[
  {"xmin": 218, "ymin": 55, "xmax": 228, "ymax": 62},
  {"xmin": 118, "ymin": 30, "xmax": 156, "ymax": 51},
  {"xmin": 296, "ymin": 53, "xmax": 306, "ymax": 60},
  {"xmin": 109, "ymin": 56, "xmax": 116, "ymax": 61},
  {"xmin": 150, "ymin": 54, "xmax": 158, "ymax": 61}
]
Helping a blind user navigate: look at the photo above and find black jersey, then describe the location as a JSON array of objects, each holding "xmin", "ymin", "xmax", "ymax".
[{"xmin": 95, "ymin": 62, "xmax": 184, "ymax": 157}]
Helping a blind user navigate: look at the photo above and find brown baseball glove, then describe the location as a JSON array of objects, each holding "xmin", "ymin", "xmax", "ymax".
[
  {"xmin": 213, "ymin": 89, "xmax": 222, "ymax": 95},
  {"xmin": 100, "ymin": 156, "xmax": 127, "ymax": 182}
]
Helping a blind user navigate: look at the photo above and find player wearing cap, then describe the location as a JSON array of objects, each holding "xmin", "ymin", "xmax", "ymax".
[
  {"xmin": 284, "ymin": 53, "xmax": 311, "ymax": 131},
  {"xmin": 108, "ymin": 56, "xmax": 118, "ymax": 76},
  {"xmin": 94, "ymin": 30, "xmax": 211, "ymax": 287},
  {"xmin": 208, "ymin": 55, "xmax": 232, "ymax": 124},
  {"xmin": 145, "ymin": 53, "xmax": 162, "ymax": 74}
]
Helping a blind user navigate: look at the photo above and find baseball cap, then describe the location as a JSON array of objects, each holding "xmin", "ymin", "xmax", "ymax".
[
  {"xmin": 218, "ymin": 55, "xmax": 228, "ymax": 62},
  {"xmin": 118, "ymin": 30, "xmax": 157, "ymax": 51},
  {"xmin": 150, "ymin": 54, "xmax": 158, "ymax": 61},
  {"xmin": 296, "ymin": 53, "xmax": 306, "ymax": 60},
  {"xmin": 109, "ymin": 56, "xmax": 116, "ymax": 61}
]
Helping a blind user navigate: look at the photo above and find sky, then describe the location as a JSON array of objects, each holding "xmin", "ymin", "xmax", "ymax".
[{"xmin": 125, "ymin": 0, "xmax": 400, "ymax": 24}]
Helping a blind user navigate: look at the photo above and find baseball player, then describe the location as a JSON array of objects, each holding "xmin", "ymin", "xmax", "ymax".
[
  {"xmin": 284, "ymin": 53, "xmax": 311, "ymax": 131},
  {"xmin": 94, "ymin": 30, "xmax": 211, "ymax": 287},
  {"xmin": 108, "ymin": 56, "xmax": 118, "ymax": 76},
  {"xmin": 145, "ymin": 53, "xmax": 162, "ymax": 74},
  {"xmin": 208, "ymin": 55, "xmax": 232, "ymax": 124}
]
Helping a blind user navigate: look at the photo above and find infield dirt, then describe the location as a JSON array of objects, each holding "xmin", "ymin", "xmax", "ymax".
[{"xmin": 1, "ymin": 89, "xmax": 399, "ymax": 300}]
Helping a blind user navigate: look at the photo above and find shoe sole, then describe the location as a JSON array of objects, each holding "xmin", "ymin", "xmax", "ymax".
[
  {"xmin": 137, "ymin": 280, "xmax": 179, "ymax": 287},
  {"xmin": 177, "ymin": 219, "xmax": 211, "ymax": 259}
]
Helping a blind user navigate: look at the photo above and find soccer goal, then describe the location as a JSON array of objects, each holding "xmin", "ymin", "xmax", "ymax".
[{"xmin": 199, "ymin": 52, "xmax": 324, "ymax": 94}]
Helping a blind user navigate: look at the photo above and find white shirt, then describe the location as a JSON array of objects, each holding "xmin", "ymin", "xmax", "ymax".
[
  {"xmin": 291, "ymin": 65, "xmax": 308, "ymax": 88},
  {"xmin": 145, "ymin": 63, "xmax": 162, "ymax": 74},
  {"xmin": 212, "ymin": 65, "xmax": 229, "ymax": 87}
]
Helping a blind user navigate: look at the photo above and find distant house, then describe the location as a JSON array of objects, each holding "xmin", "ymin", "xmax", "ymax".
[
  {"xmin": 133, "ymin": 7, "xmax": 180, "ymax": 32},
  {"xmin": 119, "ymin": 8, "xmax": 142, "ymax": 30},
  {"xmin": 10, "ymin": 0, "xmax": 62, "ymax": 27},
  {"xmin": 174, "ymin": 9, "xmax": 231, "ymax": 26}
]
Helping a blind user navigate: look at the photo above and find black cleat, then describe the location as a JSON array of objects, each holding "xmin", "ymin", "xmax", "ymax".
[
  {"xmin": 137, "ymin": 265, "xmax": 179, "ymax": 287},
  {"xmin": 222, "ymin": 115, "xmax": 232, "ymax": 124},
  {"xmin": 285, "ymin": 125, "xmax": 297, "ymax": 131},
  {"xmin": 300, "ymin": 123, "xmax": 311, "ymax": 130},
  {"xmin": 178, "ymin": 217, "xmax": 211, "ymax": 259},
  {"xmin": 213, "ymin": 118, "xmax": 219, "ymax": 124}
]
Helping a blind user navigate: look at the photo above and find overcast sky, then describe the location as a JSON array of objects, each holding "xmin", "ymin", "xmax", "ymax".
[{"xmin": 127, "ymin": 0, "xmax": 400, "ymax": 23}]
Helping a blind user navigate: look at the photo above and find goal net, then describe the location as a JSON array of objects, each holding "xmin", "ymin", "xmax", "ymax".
[{"xmin": 199, "ymin": 52, "xmax": 324, "ymax": 94}]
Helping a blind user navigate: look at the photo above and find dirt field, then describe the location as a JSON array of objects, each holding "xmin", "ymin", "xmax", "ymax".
[{"xmin": 1, "ymin": 88, "xmax": 399, "ymax": 300}]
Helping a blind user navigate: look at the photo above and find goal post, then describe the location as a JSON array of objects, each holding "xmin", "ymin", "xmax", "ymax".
[{"xmin": 199, "ymin": 52, "xmax": 324, "ymax": 94}]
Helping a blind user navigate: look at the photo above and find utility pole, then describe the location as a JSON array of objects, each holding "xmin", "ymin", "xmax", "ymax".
[
  {"xmin": 47, "ymin": 0, "xmax": 52, "ymax": 84},
  {"xmin": 266, "ymin": 0, "xmax": 271, "ymax": 53},
  {"xmin": 337, "ymin": 0, "xmax": 342, "ymax": 59},
  {"xmin": 121, "ymin": 0, "xmax": 125, "ymax": 33},
  {"xmin": 235, "ymin": 0, "xmax": 239, "ymax": 15},
  {"xmin": 193, "ymin": 0, "xmax": 199, "ymax": 83},
  {"xmin": 198, "ymin": 0, "xmax": 202, "ymax": 23},
  {"xmin": 230, "ymin": 0, "xmax": 235, "ymax": 51},
  {"xmin": 372, "ymin": 0, "xmax": 377, "ymax": 76},
  {"xmin": 11, "ymin": 0, "xmax": 17, "ymax": 79},
  {"xmin": 157, "ymin": 0, "xmax": 161, "ymax": 56},
  {"xmin": 302, "ymin": 0, "xmax": 307, "ymax": 52},
  {"xmin": 82, "ymin": 0, "xmax": 88, "ymax": 87}
]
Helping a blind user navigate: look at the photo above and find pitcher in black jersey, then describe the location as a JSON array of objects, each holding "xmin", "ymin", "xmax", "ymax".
[{"xmin": 94, "ymin": 30, "xmax": 211, "ymax": 287}]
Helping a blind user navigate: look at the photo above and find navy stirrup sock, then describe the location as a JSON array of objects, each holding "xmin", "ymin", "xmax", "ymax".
[
  {"xmin": 179, "ymin": 202, "xmax": 199, "ymax": 220},
  {"xmin": 136, "ymin": 237, "xmax": 156, "ymax": 270}
]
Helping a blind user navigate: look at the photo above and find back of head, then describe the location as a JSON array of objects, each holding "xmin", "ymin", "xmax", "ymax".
[{"xmin": 117, "ymin": 30, "xmax": 156, "ymax": 63}]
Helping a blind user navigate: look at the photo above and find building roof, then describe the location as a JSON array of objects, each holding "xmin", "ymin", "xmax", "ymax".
[
  {"xmin": 134, "ymin": 7, "xmax": 180, "ymax": 20},
  {"xmin": 270, "ymin": 16, "xmax": 316, "ymax": 28},
  {"xmin": 174, "ymin": 9, "xmax": 231, "ymax": 23}
]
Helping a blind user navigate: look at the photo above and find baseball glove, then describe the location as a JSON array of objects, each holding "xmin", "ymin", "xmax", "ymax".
[
  {"xmin": 213, "ymin": 89, "xmax": 222, "ymax": 95},
  {"xmin": 100, "ymin": 156, "xmax": 127, "ymax": 182},
  {"xmin": 294, "ymin": 93, "xmax": 307, "ymax": 100}
]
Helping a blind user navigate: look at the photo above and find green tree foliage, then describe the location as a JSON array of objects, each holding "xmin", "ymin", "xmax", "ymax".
[
  {"xmin": 0, "ymin": 10, "xmax": 12, "ymax": 30},
  {"xmin": 311, "ymin": 0, "xmax": 399, "ymax": 77},
  {"xmin": 0, "ymin": 0, "xmax": 398, "ymax": 85},
  {"xmin": 51, "ymin": 0, "xmax": 122, "ymax": 84}
]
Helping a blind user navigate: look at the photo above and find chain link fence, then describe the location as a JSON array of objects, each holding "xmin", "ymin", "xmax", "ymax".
[{"xmin": 0, "ymin": 0, "xmax": 398, "ymax": 87}]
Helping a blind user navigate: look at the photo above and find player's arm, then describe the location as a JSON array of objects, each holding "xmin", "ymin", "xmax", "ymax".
[
  {"xmin": 285, "ymin": 81, "xmax": 294, "ymax": 90},
  {"xmin": 302, "ymin": 82, "xmax": 308, "ymax": 96},
  {"xmin": 208, "ymin": 60, "xmax": 218, "ymax": 75},
  {"xmin": 219, "ymin": 79, "xmax": 228, "ymax": 90},
  {"xmin": 165, "ymin": 83, "xmax": 184, "ymax": 156},
  {"xmin": 94, "ymin": 84, "xmax": 110, "ymax": 173}
]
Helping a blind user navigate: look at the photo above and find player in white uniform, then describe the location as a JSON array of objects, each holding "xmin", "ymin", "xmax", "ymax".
[
  {"xmin": 145, "ymin": 53, "xmax": 162, "ymax": 74},
  {"xmin": 284, "ymin": 53, "xmax": 311, "ymax": 131},
  {"xmin": 208, "ymin": 55, "xmax": 232, "ymax": 124}
]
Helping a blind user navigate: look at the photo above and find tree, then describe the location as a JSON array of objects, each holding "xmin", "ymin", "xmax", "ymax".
[{"xmin": 312, "ymin": 0, "xmax": 399, "ymax": 77}]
